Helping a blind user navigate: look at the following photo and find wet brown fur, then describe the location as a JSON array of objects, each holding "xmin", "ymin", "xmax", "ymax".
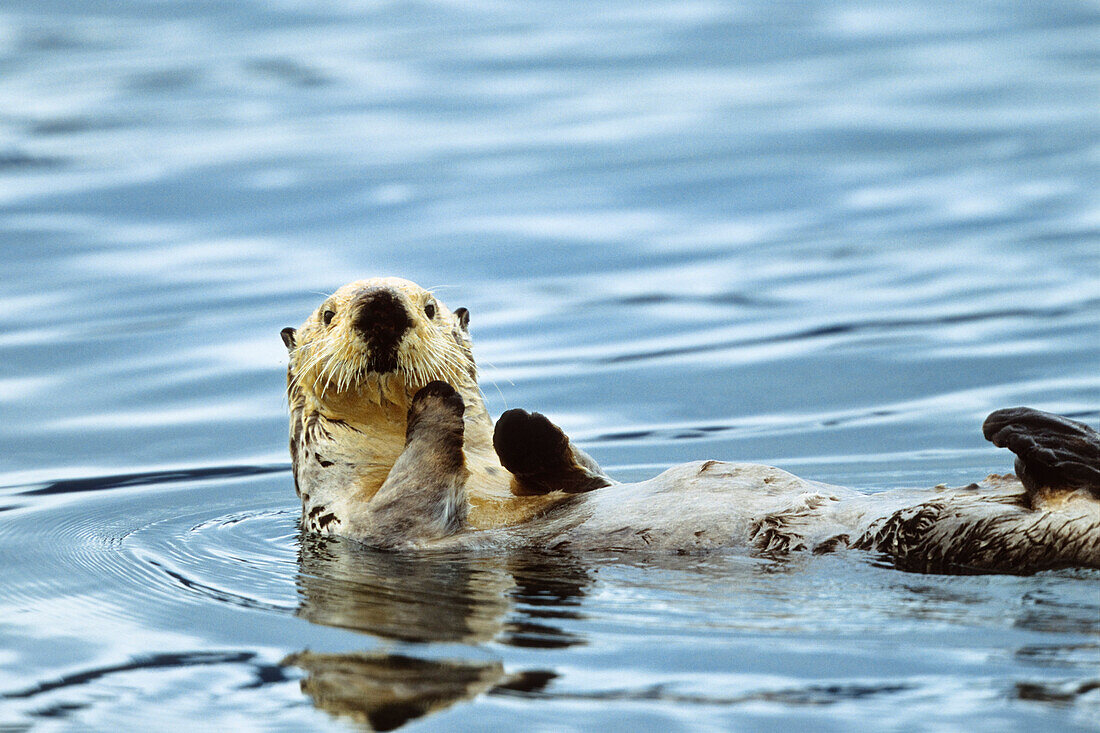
[
  {"xmin": 284, "ymin": 277, "xmax": 585, "ymax": 537},
  {"xmin": 852, "ymin": 477, "xmax": 1100, "ymax": 573},
  {"xmin": 283, "ymin": 279, "xmax": 1099, "ymax": 573}
]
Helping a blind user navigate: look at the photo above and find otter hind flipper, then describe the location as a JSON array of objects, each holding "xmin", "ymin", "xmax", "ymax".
[
  {"xmin": 366, "ymin": 381, "xmax": 469, "ymax": 546},
  {"xmin": 493, "ymin": 409, "xmax": 613, "ymax": 496},
  {"xmin": 983, "ymin": 407, "xmax": 1100, "ymax": 496}
]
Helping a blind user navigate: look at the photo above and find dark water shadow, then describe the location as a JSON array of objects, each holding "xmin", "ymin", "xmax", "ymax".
[
  {"xmin": 16, "ymin": 464, "xmax": 289, "ymax": 497},
  {"xmin": 146, "ymin": 558, "xmax": 297, "ymax": 614},
  {"xmin": 597, "ymin": 302, "xmax": 1098, "ymax": 365},
  {"xmin": 488, "ymin": 679, "xmax": 914, "ymax": 706},
  {"xmin": 2, "ymin": 651, "xmax": 260, "ymax": 700},
  {"xmin": 1014, "ymin": 679, "xmax": 1100, "ymax": 705},
  {"xmin": 2, "ymin": 650, "xmax": 289, "ymax": 723}
]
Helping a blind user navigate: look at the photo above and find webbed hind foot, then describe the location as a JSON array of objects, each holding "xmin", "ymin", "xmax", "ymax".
[{"xmin": 983, "ymin": 407, "xmax": 1100, "ymax": 498}]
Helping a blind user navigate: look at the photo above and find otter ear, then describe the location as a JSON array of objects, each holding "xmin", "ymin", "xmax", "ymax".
[
  {"xmin": 453, "ymin": 307, "xmax": 470, "ymax": 332},
  {"xmin": 280, "ymin": 327, "xmax": 296, "ymax": 351}
]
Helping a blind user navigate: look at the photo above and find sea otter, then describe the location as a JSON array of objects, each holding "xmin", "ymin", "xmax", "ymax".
[{"xmin": 282, "ymin": 277, "xmax": 1100, "ymax": 573}]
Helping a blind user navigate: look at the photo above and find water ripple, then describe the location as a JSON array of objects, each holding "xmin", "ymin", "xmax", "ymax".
[{"xmin": 0, "ymin": 470, "xmax": 300, "ymax": 630}]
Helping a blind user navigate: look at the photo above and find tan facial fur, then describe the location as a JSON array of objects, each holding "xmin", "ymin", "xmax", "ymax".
[{"xmin": 283, "ymin": 277, "xmax": 569, "ymax": 536}]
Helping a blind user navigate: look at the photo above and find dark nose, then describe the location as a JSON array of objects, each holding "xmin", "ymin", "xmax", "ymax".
[{"xmin": 353, "ymin": 289, "xmax": 413, "ymax": 345}]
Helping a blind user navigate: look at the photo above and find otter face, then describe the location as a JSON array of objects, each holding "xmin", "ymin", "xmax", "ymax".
[{"xmin": 283, "ymin": 277, "xmax": 475, "ymax": 404}]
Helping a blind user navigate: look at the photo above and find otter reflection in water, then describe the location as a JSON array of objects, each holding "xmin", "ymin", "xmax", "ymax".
[
  {"xmin": 282, "ymin": 651, "xmax": 515, "ymax": 732},
  {"xmin": 292, "ymin": 533, "xmax": 591, "ymax": 645},
  {"xmin": 283, "ymin": 535, "xmax": 583, "ymax": 728},
  {"xmin": 282, "ymin": 538, "xmax": 1100, "ymax": 728},
  {"xmin": 281, "ymin": 278, "xmax": 1099, "ymax": 573}
]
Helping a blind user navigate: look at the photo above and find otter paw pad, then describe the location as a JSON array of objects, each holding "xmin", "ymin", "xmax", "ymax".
[{"xmin": 493, "ymin": 409, "xmax": 570, "ymax": 477}]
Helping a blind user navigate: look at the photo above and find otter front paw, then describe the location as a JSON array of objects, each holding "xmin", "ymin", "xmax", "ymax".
[
  {"xmin": 494, "ymin": 409, "xmax": 611, "ymax": 496},
  {"xmin": 494, "ymin": 409, "xmax": 570, "ymax": 480}
]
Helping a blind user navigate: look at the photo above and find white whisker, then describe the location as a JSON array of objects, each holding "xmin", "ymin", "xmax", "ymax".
[{"xmin": 476, "ymin": 356, "xmax": 512, "ymax": 409}]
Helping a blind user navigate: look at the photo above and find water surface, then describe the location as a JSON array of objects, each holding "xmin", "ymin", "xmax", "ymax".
[{"xmin": 1, "ymin": 1, "xmax": 1098, "ymax": 730}]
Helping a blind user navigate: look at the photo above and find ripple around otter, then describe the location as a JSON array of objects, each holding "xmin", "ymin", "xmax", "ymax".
[{"xmin": 0, "ymin": 472, "xmax": 301, "ymax": 627}]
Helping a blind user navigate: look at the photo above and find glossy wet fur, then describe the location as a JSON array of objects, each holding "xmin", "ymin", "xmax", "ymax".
[
  {"xmin": 285, "ymin": 278, "xmax": 1100, "ymax": 574},
  {"xmin": 282, "ymin": 278, "xmax": 607, "ymax": 536},
  {"xmin": 351, "ymin": 382, "xmax": 469, "ymax": 548},
  {"xmin": 282, "ymin": 278, "xmax": 481, "ymax": 535},
  {"xmin": 375, "ymin": 389, "xmax": 1100, "ymax": 572}
]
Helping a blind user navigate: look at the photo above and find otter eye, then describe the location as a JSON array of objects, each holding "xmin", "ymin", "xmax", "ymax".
[
  {"xmin": 424, "ymin": 301, "xmax": 436, "ymax": 319},
  {"xmin": 322, "ymin": 310, "xmax": 335, "ymax": 325}
]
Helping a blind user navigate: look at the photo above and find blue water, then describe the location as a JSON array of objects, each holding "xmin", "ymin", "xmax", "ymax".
[{"xmin": 1, "ymin": 1, "xmax": 1098, "ymax": 730}]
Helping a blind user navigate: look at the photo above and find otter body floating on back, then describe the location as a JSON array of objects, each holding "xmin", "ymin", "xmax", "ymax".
[{"xmin": 282, "ymin": 278, "xmax": 1100, "ymax": 574}]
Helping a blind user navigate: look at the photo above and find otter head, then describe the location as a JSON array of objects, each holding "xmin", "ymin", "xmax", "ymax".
[
  {"xmin": 283, "ymin": 278, "xmax": 474, "ymax": 407},
  {"xmin": 281, "ymin": 277, "xmax": 481, "ymax": 515}
]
